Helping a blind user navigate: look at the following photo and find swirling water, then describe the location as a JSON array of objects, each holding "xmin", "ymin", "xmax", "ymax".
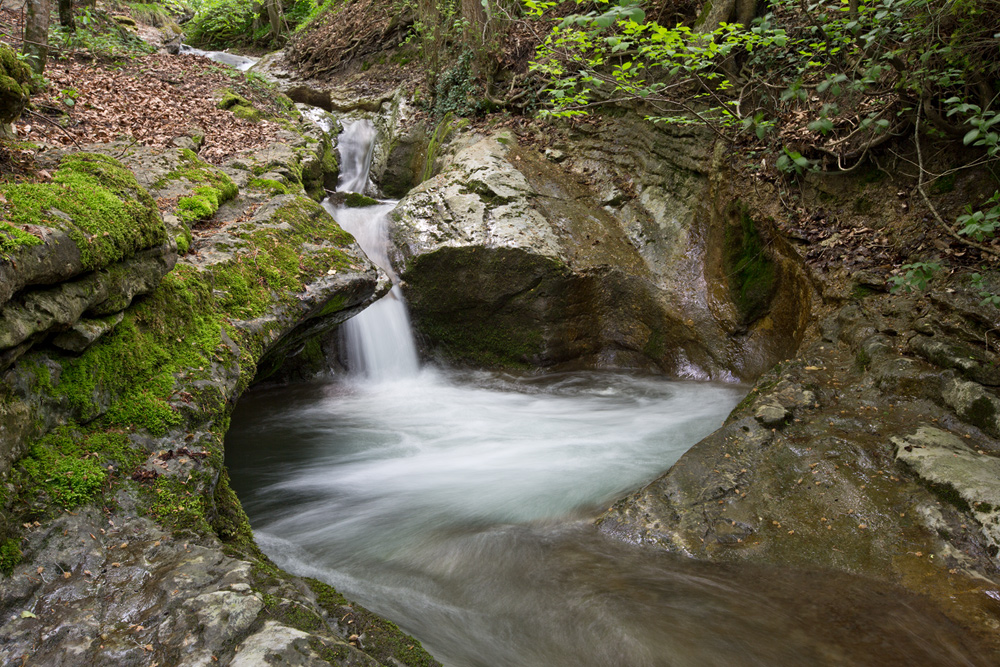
[{"xmin": 224, "ymin": 119, "xmax": 988, "ymax": 666}]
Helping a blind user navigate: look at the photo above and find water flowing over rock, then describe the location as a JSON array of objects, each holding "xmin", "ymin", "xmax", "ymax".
[
  {"xmin": 0, "ymin": 121, "xmax": 437, "ymax": 665},
  {"xmin": 388, "ymin": 120, "xmax": 811, "ymax": 380}
]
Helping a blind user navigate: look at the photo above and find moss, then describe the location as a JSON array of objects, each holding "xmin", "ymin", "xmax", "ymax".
[
  {"xmin": 0, "ymin": 537, "xmax": 21, "ymax": 575},
  {"xmin": 148, "ymin": 475, "xmax": 211, "ymax": 534},
  {"xmin": 305, "ymin": 578, "xmax": 440, "ymax": 667},
  {"xmin": 175, "ymin": 228, "xmax": 191, "ymax": 254},
  {"xmin": 217, "ymin": 90, "xmax": 251, "ymax": 110},
  {"xmin": 850, "ymin": 284, "xmax": 875, "ymax": 300},
  {"xmin": 0, "ymin": 43, "xmax": 32, "ymax": 124},
  {"xmin": 177, "ymin": 180, "xmax": 237, "ymax": 224},
  {"xmin": 318, "ymin": 294, "xmax": 348, "ymax": 317},
  {"xmin": 0, "ymin": 153, "xmax": 165, "ymax": 269},
  {"xmin": 459, "ymin": 180, "xmax": 513, "ymax": 206},
  {"xmin": 231, "ymin": 104, "xmax": 262, "ymax": 123},
  {"xmin": 962, "ymin": 395, "xmax": 998, "ymax": 435},
  {"xmin": 0, "ymin": 221, "xmax": 43, "ymax": 255},
  {"xmin": 643, "ymin": 328, "xmax": 666, "ymax": 359},
  {"xmin": 852, "ymin": 195, "xmax": 874, "ymax": 214},
  {"xmin": 153, "ymin": 149, "xmax": 238, "ymax": 203},
  {"xmin": 248, "ymin": 178, "xmax": 289, "ymax": 195},
  {"xmin": 16, "ymin": 427, "xmax": 109, "ymax": 510},
  {"xmin": 723, "ymin": 202, "xmax": 776, "ymax": 326},
  {"xmin": 855, "ymin": 347, "xmax": 872, "ymax": 371},
  {"xmin": 343, "ymin": 192, "xmax": 377, "ymax": 207},
  {"xmin": 11, "ymin": 190, "xmax": 364, "ymax": 546},
  {"xmin": 422, "ymin": 113, "xmax": 462, "ymax": 183},
  {"xmin": 930, "ymin": 173, "xmax": 956, "ymax": 194}
]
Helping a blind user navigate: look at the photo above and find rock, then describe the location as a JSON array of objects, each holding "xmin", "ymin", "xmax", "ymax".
[
  {"xmin": 754, "ymin": 403, "xmax": 788, "ymax": 426},
  {"xmin": 0, "ymin": 153, "xmax": 175, "ymax": 368},
  {"xmin": 0, "ymin": 139, "xmax": 435, "ymax": 666},
  {"xmin": 51, "ymin": 312, "xmax": 125, "ymax": 352},
  {"xmin": 894, "ymin": 426, "xmax": 1000, "ymax": 558},
  {"xmin": 0, "ymin": 246, "xmax": 175, "ymax": 366},
  {"xmin": 0, "ymin": 44, "xmax": 31, "ymax": 128},
  {"xmin": 389, "ymin": 124, "xmax": 811, "ymax": 379}
]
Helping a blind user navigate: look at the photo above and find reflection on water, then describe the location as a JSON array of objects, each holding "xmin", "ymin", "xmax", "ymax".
[{"xmin": 226, "ymin": 370, "xmax": 988, "ymax": 666}]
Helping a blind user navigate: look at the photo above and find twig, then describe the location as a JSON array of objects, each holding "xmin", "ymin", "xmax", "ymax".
[
  {"xmin": 914, "ymin": 108, "xmax": 1000, "ymax": 258},
  {"xmin": 114, "ymin": 135, "xmax": 140, "ymax": 158},
  {"xmin": 24, "ymin": 110, "xmax": 82, "ymax": 148}
]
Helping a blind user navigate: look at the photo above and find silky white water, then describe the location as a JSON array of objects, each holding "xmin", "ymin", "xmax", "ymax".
[
  {"xmin": 224, "ymin": 120, "xmax": 988, "ymax": 666},
  {"xmin": 323, "ymin": 119, "xmax": 419, "ymax": 381}
]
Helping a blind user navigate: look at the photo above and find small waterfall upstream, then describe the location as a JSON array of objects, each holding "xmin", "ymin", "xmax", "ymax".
[
  {"xmin": 323, "ymin": 120, "xmax": 419, "ymax": 381},
  {"xmin": 225, "ymin": 119, "xmax": 988, "ymax": 666}
]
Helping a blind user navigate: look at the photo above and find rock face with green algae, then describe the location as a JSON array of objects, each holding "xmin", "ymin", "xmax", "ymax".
[
  {"xmin": 0, "ymin": 148, "xmax": 434, "ymax": 665},
  {"xmin": 0, "ymin": 152, "xmax": 176, "ymax": 371},
  {"xmin": 598, "ymin": 281, "xmax": 1000, "ymax": 658},
  {"xmin": 0, "ymin": 44, "xmax": 31, "ymax": 132},
  {"xmin": 894, "ymin": 427, "xmax": 1000, "ymax": 554},
  {"xmin": 388, "ymin": 121, "xmax": 811, "ymax": 379}
]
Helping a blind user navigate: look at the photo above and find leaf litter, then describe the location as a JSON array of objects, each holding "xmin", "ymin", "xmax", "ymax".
[{"xmin": 13, "ymin": 52, "xmax": 286, "ymax": 164}]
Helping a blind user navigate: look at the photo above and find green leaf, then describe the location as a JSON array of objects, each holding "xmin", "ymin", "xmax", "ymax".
[{"xmin": 964, "ymin": 128, "xmax": 981, "ymax": 145}]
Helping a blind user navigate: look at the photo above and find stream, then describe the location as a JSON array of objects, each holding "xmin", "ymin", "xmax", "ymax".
[{"xmin": 225, "ymin": 120, "xmax": 988, "ymax": 666}]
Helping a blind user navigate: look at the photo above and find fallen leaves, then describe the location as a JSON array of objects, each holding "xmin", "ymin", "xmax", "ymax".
[{"xmin": 17, "ymin": 53, "xmax": 285, "ymax": 164}]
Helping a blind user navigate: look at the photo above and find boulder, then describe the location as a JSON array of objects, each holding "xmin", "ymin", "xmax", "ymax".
[{"xmin": 388, "ymin": 122, "xmax": 811, "ymax": 380}]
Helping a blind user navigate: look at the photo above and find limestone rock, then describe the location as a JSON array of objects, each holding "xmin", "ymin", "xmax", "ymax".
[
  {"xmin": 389, "ymin": 124, "xmax": 811, "ymax": 380},
  {"xmin": 51, "ymin": 312, "xmax": 126, "ymax": 353},
  {"xmin": 894, "ymin": 426, "xmax": 1000, "ymax": 558},
  {"xmin": 754, "ymin": 403, "xmax": 788, "ymax": 426}
]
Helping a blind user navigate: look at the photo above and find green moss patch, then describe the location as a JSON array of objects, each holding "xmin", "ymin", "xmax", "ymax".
[
  {"xmin": 343, "ymin": 192, "xmax": 378, "ymax": 207},
  {"xmin": 0, "ymin": 537, "xmax": 22, "ymax": 575},
  {"xmin": 217, "ymin": 90, "xmax": 262, "ymax": 122},
  {"xmin": 248, "ymin": 178, "xmax": 290, "ymax": 195},
  {"xmin": 0, "ymin": 221, "xmax": 43, "ymax": 255},
  {"xmin": 0, "ymin": 43, "xmax": 32, "ymax": 124},
  {"xmin": 723, "ymin": 202, "xmax": 776, "ymax": 326},
  {"xmin": 0, "ymin": 153, "xmax": 165, "ymax": 269}
]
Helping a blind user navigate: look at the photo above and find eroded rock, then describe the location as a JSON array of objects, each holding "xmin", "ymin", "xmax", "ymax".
[{"xmin": 389, "ymin": 125, "xmax": 811, "ymax": 379}]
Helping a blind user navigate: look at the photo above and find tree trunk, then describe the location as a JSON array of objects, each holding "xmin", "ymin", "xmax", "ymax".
[
  {"xmin": 23, "ymin": 0, "xmax": 52, "ymax": 75},
  {"xmin": 266, "ymin": 0, "xmax": 282, "ymax": 40},
  {"xmin": 58, "ymin": 0, "xmax": 75, "ymax": 30}
]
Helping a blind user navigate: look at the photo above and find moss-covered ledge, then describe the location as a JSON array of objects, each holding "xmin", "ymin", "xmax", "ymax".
[{"xmin": 0, "ymin": 150, "xmax": 428, "ymax": 664}]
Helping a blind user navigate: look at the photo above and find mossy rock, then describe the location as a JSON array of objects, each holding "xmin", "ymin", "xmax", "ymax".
[
  {"xmin": 344, "ymin": 192, "xmax": 378, "ymax": 207},
  {"xmin": 0, "ymin": 44, "xmax": 31, "ymax": 125},
  {"xmin": 0, "ymin": 152, "xmax": 166, "ymax": 271}
]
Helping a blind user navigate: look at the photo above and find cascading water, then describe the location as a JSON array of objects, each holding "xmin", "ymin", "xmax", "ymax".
[
  {"xmin": 225, "ymin": 118, "xmax": 988, "ymax": 666},
  {"xmin": 322, "ymin": 120, "xmax": 419, "ymax": 381},
  {"xmin": 177, "ymin": 44, "xmax": 258, "ymax": 71}
]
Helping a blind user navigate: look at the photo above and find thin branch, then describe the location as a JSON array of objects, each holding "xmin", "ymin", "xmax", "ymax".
[
  {"xmin": 24, "ymin": 110, "xmax": 82, "ymax": 148},
  {"xmin": 914, "ymin": 108, "xmax": 1000, "ymax": 258}
]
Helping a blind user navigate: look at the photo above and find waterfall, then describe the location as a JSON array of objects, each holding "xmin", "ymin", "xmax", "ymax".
[{"xmin": 325, "ymin": 120, "xmax": 419, "ymax": 381}]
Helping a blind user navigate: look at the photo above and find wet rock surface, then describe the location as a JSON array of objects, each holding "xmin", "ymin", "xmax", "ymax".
[
  {"xmin": 600, "ymin": 286, "xmax": 1000, "ymax": 656},
  {"xmin": 389, "ymin": 124, "xmax": 810, "ymax": 379}
]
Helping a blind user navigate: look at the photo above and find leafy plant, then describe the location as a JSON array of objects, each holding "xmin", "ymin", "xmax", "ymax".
[
  {"xmin": 888, "ymin": 262, "xmax": 942, "ymax": 293},
  {"xmin": 970, "ymin": 272, "xmax": 1000, "ymax": 308},
  {"xmin": 527, "ymin": 0, "xmax": 1000, "ymax": 181},
  {"xmin": 957, "ymin": 192, "xmax": 1000, "ymax": 242}
]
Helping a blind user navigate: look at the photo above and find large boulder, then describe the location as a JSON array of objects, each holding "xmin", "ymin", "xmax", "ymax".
[{"xmin": 388, "ymin": 121, "xmax": 811, "ymax": 380}]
